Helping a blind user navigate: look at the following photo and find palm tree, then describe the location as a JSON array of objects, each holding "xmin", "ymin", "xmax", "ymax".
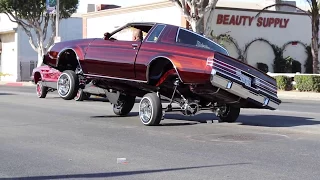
[{"xmin": 256, "ymin": 0, "xmax": 320, "ymax": 74}]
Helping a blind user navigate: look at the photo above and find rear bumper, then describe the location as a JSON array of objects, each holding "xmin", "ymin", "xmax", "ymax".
[{"xmin": 210, "ymin": 69, "xmax": 280, "ymax": 110}]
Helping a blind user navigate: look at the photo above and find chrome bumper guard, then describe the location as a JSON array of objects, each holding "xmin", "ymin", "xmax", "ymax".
[{"xmin": 210, "ymin": 69, "xmax": 280, "ymax": 110}]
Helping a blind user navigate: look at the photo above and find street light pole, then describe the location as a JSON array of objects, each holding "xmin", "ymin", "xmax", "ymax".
[{"xmin": 55, "ymin": 0, "xmax": 60, "ymax": 42}]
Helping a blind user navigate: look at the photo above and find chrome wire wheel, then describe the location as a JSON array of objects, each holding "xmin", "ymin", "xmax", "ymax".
[
  {"xmin": 57, "ymin": 74, "xmax": 70, "ymax": 97},
  {"xmin": 139, "ymin": 97, "xmax": 153, "ymax": 124},
  {"xmin": 56, "ymin": 70, "xmax": 79, "ymax": 100}
]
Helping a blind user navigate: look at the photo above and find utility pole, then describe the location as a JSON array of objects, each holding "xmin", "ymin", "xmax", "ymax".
[{"xmin": 55, "ymin": 0, "xmax": 60, "ymax": 42}]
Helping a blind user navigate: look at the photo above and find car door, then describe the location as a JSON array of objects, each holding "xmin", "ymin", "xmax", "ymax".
[{"xmin": 84, "ymin": 38, "xmax": 140, "ymax": 80}]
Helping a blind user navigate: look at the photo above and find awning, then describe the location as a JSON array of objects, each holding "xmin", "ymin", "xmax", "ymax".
[{"xmin": 0, "ymin": 28, "xmax": 17, "ymax": 34}]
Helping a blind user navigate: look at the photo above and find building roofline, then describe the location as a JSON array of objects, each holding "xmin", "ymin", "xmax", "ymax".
[
  {"xmin": 82, "ymin": 0, "xmax": 309, "ymax": 19},
  {"xmin": 0, "ymin": 28, "xmax": 16, "ymax": 34},
  {"xmin": 82, "ymin": 1, "xmax": 173, "ymax": 18}
]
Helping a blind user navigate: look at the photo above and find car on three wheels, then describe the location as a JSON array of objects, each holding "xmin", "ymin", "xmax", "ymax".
[{"xmin": 42, "ymin": 22, "xmax": 281, "ymax": 126}]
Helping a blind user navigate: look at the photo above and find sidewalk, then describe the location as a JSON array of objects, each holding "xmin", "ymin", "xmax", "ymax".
[
  {"xmin": 0, "ymin": 81, "xmax": 34, "ymax": 87},
  {"xmin": 277, "ymin": 91, "xmax": 320, "ymax": 101},
  {"xmin": 1, "ymin": 81, "xmax": 320, "ymax": 100}
]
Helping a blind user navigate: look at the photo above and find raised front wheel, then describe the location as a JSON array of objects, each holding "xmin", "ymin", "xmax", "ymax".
[
  {"xmin": 57, "ymin": 70, "xmax": 79, "ymax": 100},
  {"xmin": 139, "ymin": 93, "xmax": 162, "ymax": 126}
]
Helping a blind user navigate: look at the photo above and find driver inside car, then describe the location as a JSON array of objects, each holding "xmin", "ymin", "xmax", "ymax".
[{"xmin": 132, "ymin": 29, "xmax": 143, "ymax": 41}]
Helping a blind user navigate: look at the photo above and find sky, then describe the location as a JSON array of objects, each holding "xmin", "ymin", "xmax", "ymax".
[{"xmin": 76, "ymin": 0, "xmax": 310, "ymax": 13}]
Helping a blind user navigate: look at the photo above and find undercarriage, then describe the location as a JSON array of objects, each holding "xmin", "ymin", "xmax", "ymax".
[
  {"xmin": 54, "ymin": 65, "xmax": 244, "ymax": 126},
  {"xmin": 70, "ymin": 71, "xmax": 242, "ymax": 126}
]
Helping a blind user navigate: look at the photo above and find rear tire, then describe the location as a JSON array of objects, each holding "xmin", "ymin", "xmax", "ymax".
[
  {"xmin": 113, "ymin": 95, "xmax": 136, "ymax": 116},
  {"xmin": 57, "ymin": 70, "xmax": 79, "ymax": 100},
  {"xmin": 36, "ymin": 81, "xmax": 48, "ymax": 98},
  {"xmin": 218, "ymin": 105, "xmax": 240, "ymax": 123},
  {"xmin": 139, "ymin": 93, "xmax": 162, "ymax": 126}
]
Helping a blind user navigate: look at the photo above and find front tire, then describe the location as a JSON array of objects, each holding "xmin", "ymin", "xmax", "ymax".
[
  {"xmin": 139, "ymin": 93, "xmax": 162, "ymax": 126},
  {"xmin": 36, "ymin": 81, "xmax": 48, "ymax": 98},
  {"xmin": 113, "ymin": 95, "xmax": 136, "ymax": 116},
  {"xmin": 57, "ymin": 70, "xmax": 79, "ymax": 100},
  {"xmin": 218, "ymin": 105, "xmax": 240, "ymax": 123}
]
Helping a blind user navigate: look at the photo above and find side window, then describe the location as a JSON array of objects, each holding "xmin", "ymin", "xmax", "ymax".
[
  {"xmin": 146, "ymin": 24, "xmax": 166, "ymax": 42},
  {"xmin": 177, "ymin": 29, "xmax": 229, "ymax": 55},
  {"xmin": 110, "ymin": 26, "xmax": 134, "ymax": 41}
]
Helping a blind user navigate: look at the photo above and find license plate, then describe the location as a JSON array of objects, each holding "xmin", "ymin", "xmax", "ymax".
[{"xmin": 236, "ymin": 71, "xmax": 252, "ymax": 87}]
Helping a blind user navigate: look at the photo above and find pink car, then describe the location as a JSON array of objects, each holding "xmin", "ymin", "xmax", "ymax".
[{"xmin": 31, "ymin": 65, "xmax": 106, "ymax": 101}]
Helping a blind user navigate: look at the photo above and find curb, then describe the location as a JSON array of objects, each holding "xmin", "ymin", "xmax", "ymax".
[
  {"xmin": 0, "ymin": 81, "xmax": 35, "ymax": 87},
  {"xmin": 1, "ymin": 82, "xmax": 320, "ymax": 101}
]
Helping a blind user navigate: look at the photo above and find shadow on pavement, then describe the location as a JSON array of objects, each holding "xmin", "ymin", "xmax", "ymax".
[
  {"xmin": 90, "ymin": 111, "xmax": 319, "ymax": 128},
  {"xmin": 86, "ymin": 98, "xmax": 109, "ymax": 102},
  {"xmin": 0, "ymin": 93, "xmax": 16, "ymax": 95},
  {"xmin": 90, "ymin": 112, "xmax": 139, "ymax": 118},
  {"xmin": 164, "ymin": 113, "xmax": 320, "ymax": 127},
  {"xmin": 237, "ymin": 115, "xmax": 320, "ymax": 127},
  {"xmin": 0, "ymin": 163, "xmax": 251, "ymax": 180},
  {"xmin": 90, "ymin": 112, "xmax": 198, "ymax": 126}
]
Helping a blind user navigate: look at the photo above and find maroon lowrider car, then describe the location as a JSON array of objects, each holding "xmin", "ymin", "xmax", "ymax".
[
  {"xmin": 43, "ymin": 22, "xmax": 281, "ymax": 126},
  {"xmin": 31, "ymin": 65, "xmax": 106, "ymax": 101}
]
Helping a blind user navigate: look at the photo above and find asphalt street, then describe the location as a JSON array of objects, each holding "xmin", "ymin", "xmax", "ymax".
[{"xmin": 1, "ymin": 85, "xmax": 320, "ymax": 180}]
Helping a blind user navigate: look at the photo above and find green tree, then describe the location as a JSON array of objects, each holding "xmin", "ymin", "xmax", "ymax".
[
  {"xmin": 0, "ymin": 0, "xmax": 79, "ymax": 67},
  {"xmin": 256, "ymin": 0, "xmax": 320, "ymax": 74}
]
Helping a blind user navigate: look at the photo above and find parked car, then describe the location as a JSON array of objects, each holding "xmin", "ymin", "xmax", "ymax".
[
  {"xmin": 31, "ymin": 65, "xmax": 106, "ymax": 101},
  {"xmin": 42, "ymin": 22, "xmax": 281, "ymax": 126}
]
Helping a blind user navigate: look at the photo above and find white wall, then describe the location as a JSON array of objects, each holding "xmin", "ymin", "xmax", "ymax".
[
  {"xmin": 205, "ymin": 8, "xmax": 311, "ymax": 72},
  {"xmin": 86, "ymin": 5, "xmax": 181, "ymax": 38},
  {"xmin": 0, "ymin": 14, "xmax": 18, "ymax": 32},
  {"xmin": 0, "ymin": 32, "xmax": 18, "ymax": 81},
  {"xmin": 18, "ymin": 17, "xmax": 83, "ymax": 63},
  {"xmin": 0, "ymin": 14, "xmax": 83, "ymax": 82},
  {"xmin": 15, "ymin": 17, "xmax": 83, "ymax": 81}
]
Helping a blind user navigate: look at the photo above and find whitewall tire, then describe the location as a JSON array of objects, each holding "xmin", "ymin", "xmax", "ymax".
[
  {"xmin": 57, "ymin": 70, "xmax": 79, "ymax": 100},
  {"xmin": 139, "ymin": 93, "xmax": 162, "ymax": 126}
]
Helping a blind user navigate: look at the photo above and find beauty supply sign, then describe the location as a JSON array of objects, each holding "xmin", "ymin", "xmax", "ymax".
[{"xmin": 216, "ymin": 14, "xmax": 290, "ymax": 28}]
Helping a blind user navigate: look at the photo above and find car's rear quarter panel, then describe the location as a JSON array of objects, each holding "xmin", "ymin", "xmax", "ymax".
[
  {"xmin": 135, "ymin": 42, "xmax": 213, "ymax": 83},
  {"xmin": 44, "ymin": 39, "xmax": 96, "ymax": 73},
  {"xmin": 135, "ymin": 25, "xmax": 214, "ymax": 84}
]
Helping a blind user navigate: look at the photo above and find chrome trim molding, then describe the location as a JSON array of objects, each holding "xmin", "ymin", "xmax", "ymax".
[
  {"xmin": 210, "ymin": 70, "xmax": 280, "ymax": 110},
  {"xmin": 213, "ymin": 68, "xmax": 278, "ymax": 99},
  {"xmin": 84, "ymin": 73, "xmax": 147, "ymax": 83},
  {"xmin": 212, "ymin": 58, "xmax": 277, "ymax": 91},
  {"xmin": 208, "ymin": 58, "xmax": 278, "ymax": 97},
  {"xmin": 146, "ymin": 55, "xmax": 183, "ymax": 83}
]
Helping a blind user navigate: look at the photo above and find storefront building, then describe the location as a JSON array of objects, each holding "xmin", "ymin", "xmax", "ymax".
[{"xmin": 83, "ymin": 1, "xmax": 312, "ymax": 73}]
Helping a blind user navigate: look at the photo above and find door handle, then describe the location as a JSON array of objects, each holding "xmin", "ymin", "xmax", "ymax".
[{"xmin": 132, "ymin": 43, "xmax": 138, "ymax": 49}]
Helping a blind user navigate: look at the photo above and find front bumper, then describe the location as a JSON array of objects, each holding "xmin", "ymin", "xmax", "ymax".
[{"xmin": 210, "ymin": 69, "xmax": 280, "ymax": 110}]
